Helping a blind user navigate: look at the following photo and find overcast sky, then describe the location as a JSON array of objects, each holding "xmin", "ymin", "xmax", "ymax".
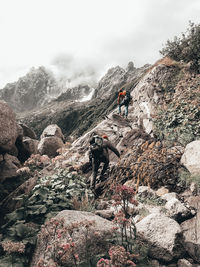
[{"xmin": 0, "ymin": 0, "xmax": 199, "ymax": 88}]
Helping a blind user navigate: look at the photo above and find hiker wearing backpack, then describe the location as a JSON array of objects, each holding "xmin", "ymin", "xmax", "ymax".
[
  {"xmin": 89, "ymin": 134, "xmax": 120, "ymax": 191},
  {"xmin": 117, "ymin": 88, "xmax": 132, "ymax": 118}
]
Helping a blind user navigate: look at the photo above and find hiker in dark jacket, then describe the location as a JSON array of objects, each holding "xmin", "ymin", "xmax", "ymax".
[{"xmin": 89, "ymin": 134, "xmax": 120, "ymax": 190}]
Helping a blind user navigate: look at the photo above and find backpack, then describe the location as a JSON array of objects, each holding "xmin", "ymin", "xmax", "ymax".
[
  {"xmin": 89, "ymin": 135, "xmax": 104, "ymax": 158},
  {"xmin": 124, "ymin": 91, "xmax": 132, "ymax": 104}
]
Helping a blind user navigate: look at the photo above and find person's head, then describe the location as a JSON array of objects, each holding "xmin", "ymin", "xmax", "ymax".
[{"xmin": 119, "ymin": 88, "xmax": 123, "ymax": 93}]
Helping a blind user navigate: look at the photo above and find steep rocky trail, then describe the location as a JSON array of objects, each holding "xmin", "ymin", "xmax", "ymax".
[{"xmin": 0, "ymin": 59, "xmax": 200, "ymax": 266}]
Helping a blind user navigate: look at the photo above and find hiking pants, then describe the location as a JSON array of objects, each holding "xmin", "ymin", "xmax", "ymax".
[
  {"xmin": 118, "ymin": 103, "xmax": 128, "ymax": 117},
  {"xmin": 91, "ymin": 157, "xmax": 109, "ymax": 189}
]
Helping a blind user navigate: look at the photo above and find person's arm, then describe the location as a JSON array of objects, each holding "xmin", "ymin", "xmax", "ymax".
[
  {"xmin": 105, "ymin": 141, "xmax": 120, "ymax": 158},
  {"xmin": 117, "ymin": 93, "xmax": 120, "ymax": 104}
]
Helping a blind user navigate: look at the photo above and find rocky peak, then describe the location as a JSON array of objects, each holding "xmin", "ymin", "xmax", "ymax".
[
  {"xmin": 0, "ymin": 66, "xmax": 58, "ymax": 112},
  {"xmin": 126, "ymin": 61, "xmax": 135, "ymax": 72},
  {"xmin": 94, "ymin": 63, "xmax": 150, "ymax": 99}
]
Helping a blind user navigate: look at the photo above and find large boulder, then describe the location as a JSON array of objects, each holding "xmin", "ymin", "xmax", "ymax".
[
  {"xmin": 38, "ymin": 136, "xmax": 64, "ymax": 157},
  {"xmin": 181, "ymin": 140, "xmax": 200, "ymax": 175},
  {"xmin": 31, "ymin": 210, "xmax": 115, "ymax": 267},
  {"xmin": 0, "ymin": 101, "xmax": 18, "ymax": 153},
  {"xmin": 181, "ymin": 196, "xmax": 200, "ymax": 263},
  {"xmin": 40, "ymin": 124, "xmax": 64, "ymax": 141},
  {"xmin": 136, "ymin": 213, "xmax": 184, "ymax": 262}
]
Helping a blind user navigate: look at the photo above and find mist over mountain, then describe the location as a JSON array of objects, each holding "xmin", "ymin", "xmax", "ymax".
[
  {"xmin": 0, "ymin": 60, "xmax": 146, "ymax": 115},
  {"xmin": 49, "ymin": 53, "xmax": 99, "ymax": 88}
]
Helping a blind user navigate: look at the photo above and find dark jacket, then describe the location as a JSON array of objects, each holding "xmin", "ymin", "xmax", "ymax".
[
  {"xmin": 101, "ymin": 139, "xmax": 120, "ymax": 160},
  {"xmin": 89, "ymin": 137, "xmax": 120, "ymax": 162}
]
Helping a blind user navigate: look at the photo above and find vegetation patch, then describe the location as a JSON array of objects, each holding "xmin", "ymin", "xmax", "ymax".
[
  {"xmin": 0, "ymin": 168, "xmax": 93, "ymax": 266},
  {"xmin": 153, "ymin": 70, "xmax": 200, "ymax": 146}
]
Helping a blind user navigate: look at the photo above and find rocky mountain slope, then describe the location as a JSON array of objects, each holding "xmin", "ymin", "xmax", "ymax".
[
  {"xmin": 17, "ymin": 62, "xmax": 149, "ymax": 139},
  {"xmin": 0, "ymin": 57, "xmax": 200, "ymax": 267}
]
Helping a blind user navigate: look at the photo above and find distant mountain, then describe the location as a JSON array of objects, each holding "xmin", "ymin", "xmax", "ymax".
[
  {"xmin": 0, "ymin": 67, "xmax": 57, "ymax": 112},
  {"xmin": 0, "ymin": 66, "xmax": 94, "ymax": 113}
]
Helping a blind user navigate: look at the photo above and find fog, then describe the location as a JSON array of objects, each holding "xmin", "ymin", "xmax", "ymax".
[{"xmin": 0, "ymin": 0, "xmax": 199, "ymax": 88}]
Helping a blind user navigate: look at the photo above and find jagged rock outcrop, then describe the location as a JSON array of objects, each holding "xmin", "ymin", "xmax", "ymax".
[
  {"xmin": 181, "ymin": 140, "xmax": 200, "ymax": 175},
  {"xmin": 94, "ymin": 62, "xmax": 150, "ymax": 99},
  {"xmin": 0, "ymin": 67, "xmax": 57, "ymax": 112}
]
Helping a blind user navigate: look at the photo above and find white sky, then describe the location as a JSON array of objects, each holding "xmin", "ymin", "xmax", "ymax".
[{"xmin": 0, "ymin": 0, "xmax": 199, "ymax": 88}]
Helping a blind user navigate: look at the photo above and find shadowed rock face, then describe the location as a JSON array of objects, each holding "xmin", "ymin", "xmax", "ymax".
[{"xmin": 0, "ymin": 101, "xmax": 18, "ymax": 153}]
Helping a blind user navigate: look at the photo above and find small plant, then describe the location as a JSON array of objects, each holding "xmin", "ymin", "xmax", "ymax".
[
  {"xmin": 24, "ymin": 154, "xmax": 51, "ymax": 172},
  {"xmin": 97, "ymin": 245, "xmax": 137, "ymax": 267},
  {"xmin": 71, "ymin": 191, "xmax": 96, "ymax": 212},
  {"xmin": 1, "ymin": 240, "xmax": 25, "ymax": 266},
  {"xmin": 111, "ymin": 185, "xmax": 138, "ymax": 254},
  {"xmin": 1, "ymin": 240, "xmax": 25, "ymax": 254}
]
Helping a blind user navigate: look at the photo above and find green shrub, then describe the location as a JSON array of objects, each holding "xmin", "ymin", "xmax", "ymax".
[{"xmin": 160, "ymin": 22, "xmax": 200, "ymax": 73}]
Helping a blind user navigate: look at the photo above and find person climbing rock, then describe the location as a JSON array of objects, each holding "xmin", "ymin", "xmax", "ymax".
[
  {"xmin": 89, "ymin": 133, "xmax": 120, "ymax": 192},
  {"xmin": 117, "ymin": 88, "xmax": 126, "ymax": 115},
  {"xmin": 117, "ymin": 88, "xmax": 132, "ymax": 118}
]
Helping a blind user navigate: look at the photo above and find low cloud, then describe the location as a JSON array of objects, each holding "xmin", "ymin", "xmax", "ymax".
[{"xmin": 49, "ymin": 53, "xmax": 104, "ymax": 88}]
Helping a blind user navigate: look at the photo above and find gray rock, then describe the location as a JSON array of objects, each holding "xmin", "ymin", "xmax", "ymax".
[
  {"xmin": 95, "ymin": 209, "xmax": 114, "ymax": 219},
  {"xmin": 165, "ymin": 198, "xmax": 192, "ymax": 221},
  {"xmin": 38, "ymin": 136, "xmax": 64, "ymax": 157},
  {"xmin": 137, "ymin": 186, "xmax": 156, "ymax": 198},
  {"xmin": 31, "ymin": 210, "xmax": 115, "ymax": 267},
  {"xmin": 0, "ymin": 101, "xmax": 18, "ymax": 153},
  {"xmin": 136, "ymin": 213, "xmax": 184, "ymax": 262},
  {"xmin": 150, "ymin": 259, "xmax": 160, "ymax": 267},
  {"xmin": 181, "ymin": 140, "xmax": 200, "ymax": 175},
  {"xmin": 19, "ymin": 123, "xmax": 37, "ymax": 139},
  {"xmin": 40, "ymin": 124, "xmax": 64, "ymax": 141},
  {"xmin": 22, "ymin": 137, "xmax": 39, "ymax": 155},
  {"xmin": 177, "ymin": 259, "xmax": 193, "ymax": 267},
  {"xmin": 0, "ymin": 154, "xmax": 21, "ymax": 182},
  {"xmin": 161, "ymin": 193, "xmax": 178, "ymax": 202},
  {"xmin": 181, "ymin": 196, "xmax": 200, "ymax": 263}
]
